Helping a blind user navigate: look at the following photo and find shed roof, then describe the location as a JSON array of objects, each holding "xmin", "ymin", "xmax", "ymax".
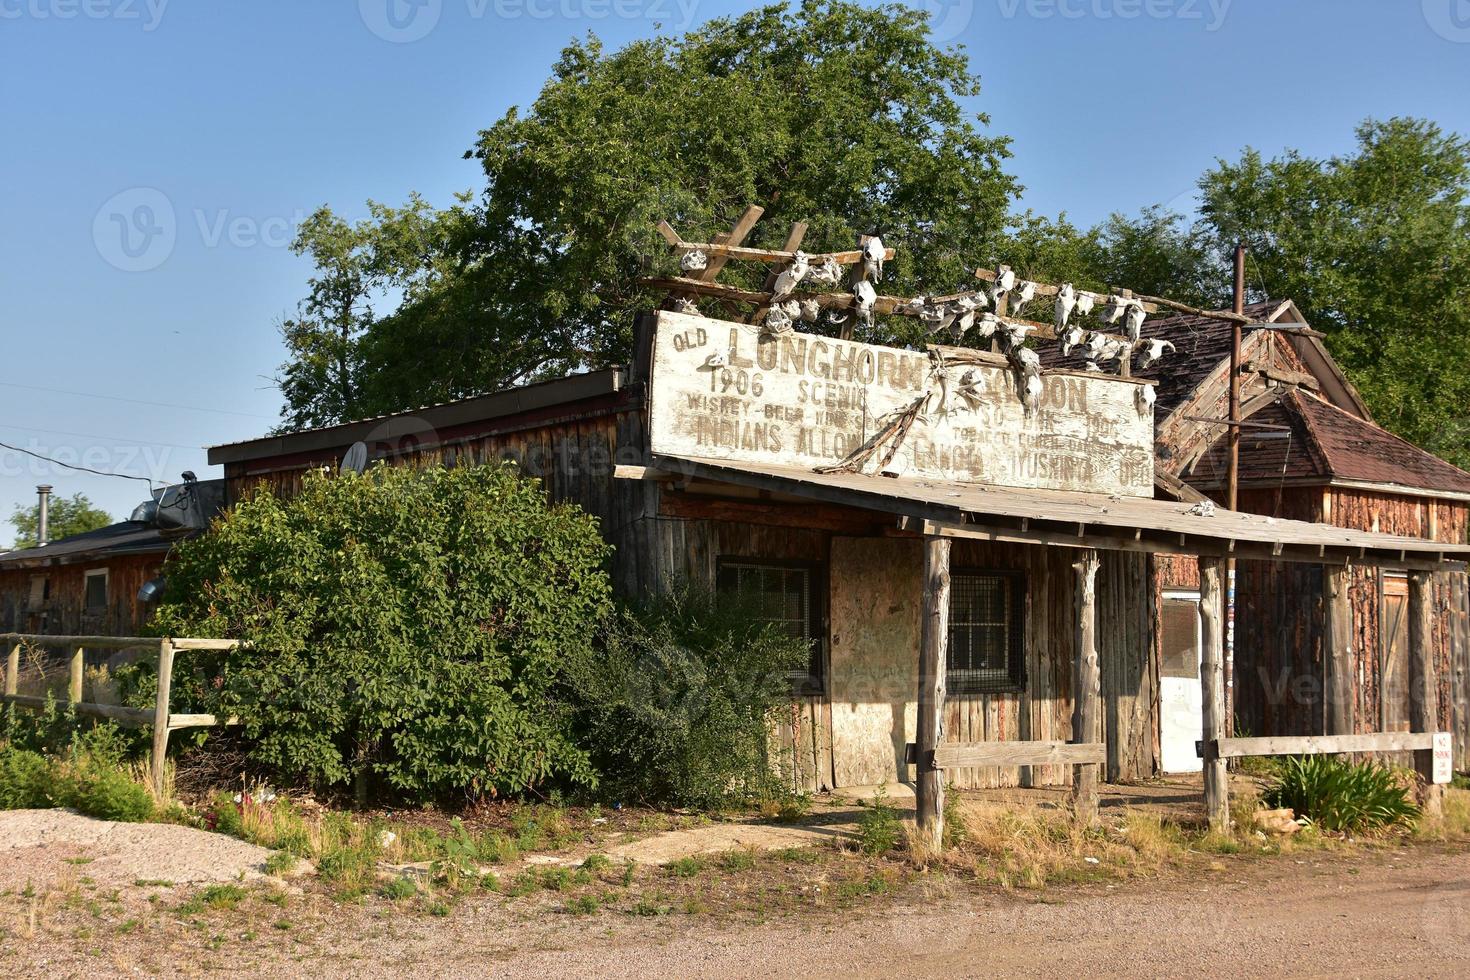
[
  {"xmin": 645, "ymin": 454, "xmax": 1470, "ymax": 571},
  {"xmin": 208, "ymin": 368, "xmax": 625, "ymax": 466},
  {"xmin": 0, "ymin": 521, "xmax": 172, "ymax": 569},
  {"xmin": 1189, "ymin": 389, "xmax": 1470, "ymax": 498}
]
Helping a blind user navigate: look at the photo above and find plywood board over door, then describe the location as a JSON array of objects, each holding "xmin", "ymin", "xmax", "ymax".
[{"xmin": 826, "ymin": 537, "xmax": 923, "ymax": 787}]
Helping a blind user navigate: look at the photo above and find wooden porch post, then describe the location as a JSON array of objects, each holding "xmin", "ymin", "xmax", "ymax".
[
  {"xmin": 1409, "ymin": 571, "xmax": 1445, "ymax": 818},
  {"xmin": 1199, "ymin": 556, "xmax": 1229, "ymax": 831},
  {"xmin": 1324, "ymin": 565, "xmax": 1355, "ymax": 736},
  {"xmin": 1071, "ymin": 550, "xmax": 1101, "ymax": 824},
  {"xmin": 69, "ymin": 646, "xmax": 85, "ymax": 704},
  {"xmin": 915, "ymin": 535, "xmax": 951, "ymax": 852}
]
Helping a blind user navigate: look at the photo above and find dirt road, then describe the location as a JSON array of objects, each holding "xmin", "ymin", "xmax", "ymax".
[
  {"xmin": 499, "ymin": 846, "xmax": 1470, "ymax": 979},
  {"xmin": 6, "ymin": 842, "xmax": 1468, "ymax": 977}
]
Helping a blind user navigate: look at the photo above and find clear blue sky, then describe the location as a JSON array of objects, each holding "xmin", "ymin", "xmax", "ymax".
[{"xmin": 2, "ymin": 0, "xmax": 1467, "ymax": 528}]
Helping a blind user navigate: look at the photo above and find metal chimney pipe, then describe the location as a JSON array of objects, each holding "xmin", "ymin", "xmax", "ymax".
[{"xmin": 36, "ymin": 485, "xmax": 53, "ymax": 547}]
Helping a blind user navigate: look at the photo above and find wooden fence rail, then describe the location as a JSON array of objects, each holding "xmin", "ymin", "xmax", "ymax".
[{"xmin": 1, "ymin": 632, "xmax": 239, "ymax": 797}]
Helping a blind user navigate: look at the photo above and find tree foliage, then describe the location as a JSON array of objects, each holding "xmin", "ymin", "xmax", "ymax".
[
  {"xmin": 146, "ymin": 464, "xmax": 612, "ymax": 800},
  {"xmin": 276, "ymin": 0, "xmax": 1019, "ymax": 426},
  {"xmin": 9, "ymin": 492, "xmax": 112, "ymax": 549},
  {"xmin": 1198, "ymin": 118, "xmax": 1470, "ymax": 467}
]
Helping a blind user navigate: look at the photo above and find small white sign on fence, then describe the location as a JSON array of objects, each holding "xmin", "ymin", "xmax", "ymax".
[{"xmin": 1433, "ymin": 732, "xmax": 1453, "ymax": 785}]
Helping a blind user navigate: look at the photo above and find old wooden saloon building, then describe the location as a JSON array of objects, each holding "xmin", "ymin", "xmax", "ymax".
[
  {"xmin": 11, "ymin": 214, "xmax": 1467, "ymax": 837},
  {"xmin": 205, "ymin": 271, "xmax": 1470, "ymax": 831}
]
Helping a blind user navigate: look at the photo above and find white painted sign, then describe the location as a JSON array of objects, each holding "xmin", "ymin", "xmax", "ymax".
[
  {"xmin": 1433, "ymin": 731, "xmax": 1453, "ymax": 785},
  {"xmin": 647, "ymin": 311, "xmax": 1155, "ymax": 496}
]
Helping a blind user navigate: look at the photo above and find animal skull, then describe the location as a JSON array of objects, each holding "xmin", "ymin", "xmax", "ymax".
[
  {"xmin": 680, "ymin": 249, "xmax": 708, "ymax": 273},
  {"xmin": 1055, "ymin": 283, "xmax": 1077, "ymax": 330}
]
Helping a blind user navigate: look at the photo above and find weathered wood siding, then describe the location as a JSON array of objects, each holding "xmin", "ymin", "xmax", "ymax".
[
  {"xmin": 0, "ymin": 555, "xmax": 161, "ymax": 638},
  {"xmin": 1223, "ymin": 486, "xmax": 1470, "ymax": 769}
]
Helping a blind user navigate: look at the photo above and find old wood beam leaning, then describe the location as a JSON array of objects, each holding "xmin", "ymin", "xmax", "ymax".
[
  {"xmin": 915, "ymin": 534, "xmax": 952, "ymax": 853},
  {"xmin": 1198, "ymin": 556, "xmax": 1229, "ymax": 831},
  {"xmin": 1071, "ymin": 549, "xmax": 1102, "ymax": 824},
  {"xmin": 1408, "ymin": 570, "xmax": 1445, "ymax": 818}
]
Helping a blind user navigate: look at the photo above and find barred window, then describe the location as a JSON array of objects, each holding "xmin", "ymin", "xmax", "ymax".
[
  {"xmin": 948, "ymin": 571, "xmax": 1025, "ymax": 694},
  {"xmin": 716, "ymin": 559, "xmax": 823, "ymax": 693}
]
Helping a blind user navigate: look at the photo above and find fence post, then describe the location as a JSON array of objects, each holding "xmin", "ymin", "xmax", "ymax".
[
  {"xmin": 150, "ymin": 638, "xmax": 175, "ymax": 800},
  {"xmin": 69, "ymin": 646, "xmax": 85, "ymax": 704},
  {"xmin": 5, "ymin": 643, "xmax": 18, "ymax": 697}
]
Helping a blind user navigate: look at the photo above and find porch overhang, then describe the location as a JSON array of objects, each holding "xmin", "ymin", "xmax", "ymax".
[{"xmin": 640, "ymin": 453, "xmax": 1470, "ymax": 572}]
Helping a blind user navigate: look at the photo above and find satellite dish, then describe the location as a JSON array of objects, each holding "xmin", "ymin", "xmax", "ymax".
[{"xmin": 342, "ymin": 442, "xmax": 369, "ymax": 475}]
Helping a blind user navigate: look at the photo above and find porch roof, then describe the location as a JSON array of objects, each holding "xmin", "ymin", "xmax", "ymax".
[{"xmin": 644, "ymin": 454, "xmax": 1470, "ymax": 572}]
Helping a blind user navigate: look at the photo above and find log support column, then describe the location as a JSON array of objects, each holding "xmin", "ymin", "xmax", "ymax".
[
  {"xmin": 1199, "ymin": 556, "xmax": 1229, "ymax": 831},
  {"xmin": 1409, "ymin": 571, "xmax": 1445, "ymax": 818},
  {"xmin": 915, "ymin": 535, "xmax": 951, "ymax": 853},
  {"xmin": 1071, "ymin": 550, "xmax": 1101, "ymax": 824},
  {"xmin": 1325, "ymin": 564, "xmax": 1355, "ymax": 737}
]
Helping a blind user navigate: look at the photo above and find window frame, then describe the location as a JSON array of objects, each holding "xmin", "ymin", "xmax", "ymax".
[
  {"xmin": 946, "ymin": 567, "xmax": 1027, "ymax": 696},
  {"xmin": 715, "ymin": 556, "xmax": 828, "ymax": 697},
  {"xmin": 83, "ymin": 568, "xmax": 109, "ymax": 613}
]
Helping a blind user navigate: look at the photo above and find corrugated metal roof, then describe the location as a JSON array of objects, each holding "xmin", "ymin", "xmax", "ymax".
[{"xmin": 651, "ymin": 453, "xmax": 1470, "ymax": 569}]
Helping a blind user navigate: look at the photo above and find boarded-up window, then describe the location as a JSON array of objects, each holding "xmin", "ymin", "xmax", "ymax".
[
  {"xmin": 948, "ymin": 571, "xmax": 1024, "ymax": 694},
  {"xmin": 25, "ymin": 576, "xmax": 49, "ymax": 612},
  {"xmin": 1160, "ymin": 596, "xmax": 1200, "ymax": 679},
  {"xmin": 1381, "ymin": 574, "xmax": 1410, "ymax": 732},
  {"xmin": 84, "ymin": 570, "xmax": 108, "ymax": 612},
  {"xmin": 716, "ymin": 559, "xmax": 823, "ymax": 693}
]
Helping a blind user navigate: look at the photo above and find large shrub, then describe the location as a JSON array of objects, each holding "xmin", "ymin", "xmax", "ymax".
[
  {"xmin": 567, "ymin": 589, "xmax": 807, "ymax": 809},
  {"xmin": 1264, "ymin": 755, "xmax": 1420, "ymax": 834},
  {"xmin": 146, "ymin": 463, "xmax": 612, "ymax": 800}
]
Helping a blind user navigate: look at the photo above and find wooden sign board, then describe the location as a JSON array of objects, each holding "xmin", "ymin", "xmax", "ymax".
[{"xmin": 647, "ymin": 311, "xmax": 1155, "ymax": 496}]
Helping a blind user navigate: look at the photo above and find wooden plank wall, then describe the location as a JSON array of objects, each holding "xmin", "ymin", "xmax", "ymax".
[
  {"xmin": 1222, "ymin": 486, "xmax": 1470, "ymax": 770},
  {"xmin": 0, "ymin": 555, "xmax": 161, "ymax": 638}
]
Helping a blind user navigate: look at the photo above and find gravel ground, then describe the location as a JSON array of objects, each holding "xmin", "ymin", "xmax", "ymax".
[
  {"xmin": 0, "ymin": 809, "xmax": 276, "ymax": 892},
  {"xmin": 4, "ymin": 829, "xmax": 1467, "ymax": 978}
]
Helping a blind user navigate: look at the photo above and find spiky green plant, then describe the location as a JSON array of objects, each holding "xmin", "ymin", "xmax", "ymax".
[{"xmin": 1264, "ymin": 756, "xmax": 1419, "ymax": 834}]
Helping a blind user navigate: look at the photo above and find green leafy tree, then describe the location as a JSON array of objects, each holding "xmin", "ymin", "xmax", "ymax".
[
  {"xmin": 277, "ymin": 0, "xmax": 1019, "ymax": 425},
  {"xmin": 145, "ymin": 464, "xmax": 612, "ymax": 800},
  {"xmin": 1199, "ymin": 118, "xmax": 1470, "ymax": 467},
  {"xmin": 9, "ymin": 492, "xmax": 111, "ymax": 549},
  {"xmin": 276, "ymin": 194, "xmax": 474, "ymax": 430}
]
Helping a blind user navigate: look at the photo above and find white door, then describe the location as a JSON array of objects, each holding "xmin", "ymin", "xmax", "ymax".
[{"xmin": 1159, "ymin": 591, "xmax": 1203, "ymax": 774}]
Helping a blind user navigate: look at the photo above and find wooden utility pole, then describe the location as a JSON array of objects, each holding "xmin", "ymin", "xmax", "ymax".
[
  {"xmin": 915, "ymin": 536, "xmax": 952, "ymax": 852},
  {"xmin": 1224, "ymin": 243, "xmax": 1246, "ymax": 734}
]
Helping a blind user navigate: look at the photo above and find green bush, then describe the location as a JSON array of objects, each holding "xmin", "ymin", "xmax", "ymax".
[
  {"xmin": 1264, "ymin": 755, "xmax": 1419, "ymax": 834},
  {"xmin": 857, "ymin": 787, "xmax": 903, "ymax": 855},
  {"xmin": 0, "ymin": 744, "xmax": 50, "ymax": 809},
  {"xmin": 2, "ymin": 724, "xmax": 153, "ymax": 821},
  {"xmin": 143, "ymin": 463, "xmax": 612, "ymax": 801},
  {"xmin": 565, "ymin": 588, "xmax": 807, "ymax": 809}
]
